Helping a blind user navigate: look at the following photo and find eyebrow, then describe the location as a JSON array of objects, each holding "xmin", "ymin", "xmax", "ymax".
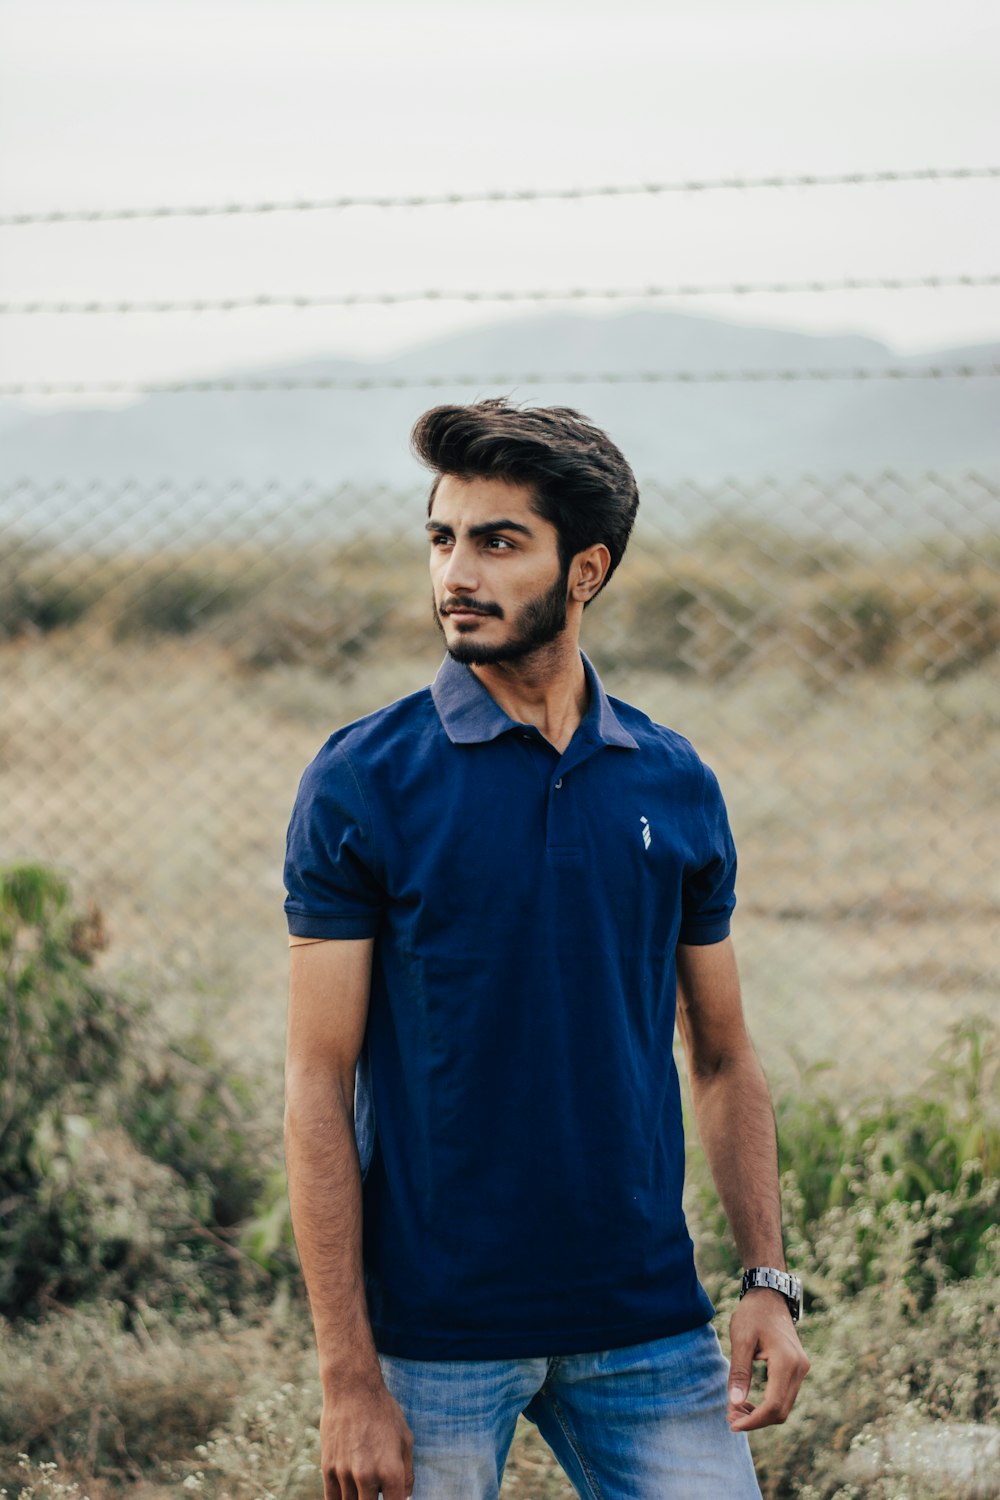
[{"xmin": 425, "ymin": 517, "xmax": 534, "ymax": 539}]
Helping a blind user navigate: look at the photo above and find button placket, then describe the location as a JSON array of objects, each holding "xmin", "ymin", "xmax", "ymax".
[{"xmin": 546, "ymin": 768, "xmax": 581, "ymax": 860}]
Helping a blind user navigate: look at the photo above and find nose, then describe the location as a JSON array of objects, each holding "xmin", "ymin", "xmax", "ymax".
[{"xmin": 440, "ymin": 537, "xmax": 478, "ymax": 595}]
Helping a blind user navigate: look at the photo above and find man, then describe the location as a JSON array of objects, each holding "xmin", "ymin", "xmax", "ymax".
[{"xmin": 283, "ymin": 399, "xmax": 809, "ymax": 1500}]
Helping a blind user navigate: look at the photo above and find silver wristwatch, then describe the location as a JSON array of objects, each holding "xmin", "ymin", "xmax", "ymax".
[{"xmin": 739, "ymin": 1266, "xmax": 803, "ymax": 1322}]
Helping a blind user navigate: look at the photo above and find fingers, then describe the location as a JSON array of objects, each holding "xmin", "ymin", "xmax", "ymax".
[
  {"xmin": 325, "ymin": 1467, "xmax": 410, "ymax": 1500},
  {"xmin": 320, "ymin": 1384, "xmax": 414, "ymax": 1500},
  {"xmin": 727, "ymin": 1295, "xmax": 810, "ymax": 1431},
  {"xmin": 726, "ymin": 1325, "xmax": 756, "ymax": 1413},
  {"xmin": 381, "ymin": 1424, "xmax": 415, "ymax": 1500},
  {"xmin": 727, "ymin": 1345, "xmax": 811, "ymax": 1431},
  {"xmin": 323, "ymin": 1435, "xmax": 414, "ymax": 1500},
  {"xmin": 377, "ymin": 1456, "xmax": 414, "ymax": 1500}
]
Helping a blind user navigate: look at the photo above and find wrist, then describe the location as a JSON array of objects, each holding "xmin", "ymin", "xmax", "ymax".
[
  {"xmin": 319, "ymin": 1349, "xmax": 384, "ymax": 1398},
  {"xmin": 740, "ymin": 1266, "xmax": 802, "ymax": 1322}
]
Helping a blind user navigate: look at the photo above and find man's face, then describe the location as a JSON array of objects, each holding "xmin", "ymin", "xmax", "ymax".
[{"xmin": 427, "ymin": 475, "xmax": 570, "ymax": 667}]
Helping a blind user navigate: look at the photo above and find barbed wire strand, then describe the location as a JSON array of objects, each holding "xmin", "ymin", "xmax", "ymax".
[
  {"xmin": 2, "ymin": 167, "xmax": 998, "ymax": 227},
  {"xmin": 5, "ymin": 273, "xmax": 999, "ymax": 316},
  {"xmin": 3, "ymin": 366, "xmax": 998, "ymax": 398}
]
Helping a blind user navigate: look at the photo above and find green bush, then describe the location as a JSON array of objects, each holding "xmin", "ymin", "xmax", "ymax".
[
  {"xmin": 782, "ymin": 1020, "xmax": 998, "ymax": 1297},
  {"xmin": 126, "ymin": 1033, "xmax": 266, "ymax": 1230},
  {"xmin": 897, "ymin": 584, "xmax": 1000, "ymax": 681},
  {"xmin": 684, "ymin": 1021, "xmax": 1000, "ymax": 1498},
  {"xmin": 0, "ymin": 866, "xmax": 131, "ymax": 1178},
  {"xmin": 0, "ymin": 575, "xmax": 96, "ymax": 638},
  {"xmin": 690, "ymin": 1018, "xmax": 999, "ymax": 1307},
  {"xmin": 3, "ymin": 876, "xmax": 997, "ymax": 1498},
  {"xmin": 0, "ymin": 865, "xmax": 275, "ymax": 1321},
  {"xmin": 112, "ymin": 566, "xmax": 244, "ymax": 639},
  {"xmin": 221, "ymin": 585, "xmax": 391, "ymax": 679},
  {"xmin": 0, "ymin": 547, "xmax": 97, "ymax": 639},
  {"xmin": 611, "ymin": 573, "xmax": 763, "ymax": 678},
  {"xmin": 750, "ymin": 1263, "xmax": 1000, "ymax": 1499},
  {"xmin": 798, "ymin": 586, "xmax": 898, "ymax": 673}
]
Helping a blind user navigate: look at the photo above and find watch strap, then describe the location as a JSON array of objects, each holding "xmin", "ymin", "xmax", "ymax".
[{"xmin": 740, "ymin": 1266, "xmax": 802, "ymax": 1321}]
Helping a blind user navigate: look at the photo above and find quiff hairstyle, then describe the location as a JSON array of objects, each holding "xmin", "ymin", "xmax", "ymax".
[{"xmin": 410, "ymin": 397, "xmax": 639, "ymax": 599}]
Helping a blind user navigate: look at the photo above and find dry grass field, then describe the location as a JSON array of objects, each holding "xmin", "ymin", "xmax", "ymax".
[
  {"xmin": 2, "ymin": 513, "xmax": 998, "ymax": 1500},
  {"xmin": 2, "ymin": 611, "xmax": 995, "ymax": 1103}
]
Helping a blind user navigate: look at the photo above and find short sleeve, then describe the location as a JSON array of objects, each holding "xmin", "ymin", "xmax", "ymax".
[
  {"xmin": 678, "ymin": 763, "xmax": 737, "ymax": 945},
  {"xmin": 283, "ymin": 742, "xmax": 384, "ymax": 939}
]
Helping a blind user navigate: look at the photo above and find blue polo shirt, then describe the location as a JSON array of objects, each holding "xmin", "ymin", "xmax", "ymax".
[{"xmin": 284, "ymin": 654, "xmax": 736, "ymax": 1359}]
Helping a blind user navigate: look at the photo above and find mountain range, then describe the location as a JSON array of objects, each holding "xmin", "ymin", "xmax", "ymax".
[
  {"xmin": 3, "ymin": 307, "xmax": 998, "ymax": 484},
  {"xmin": 2, "ymin": 309, "xmax": 997, "ymax": 547}
]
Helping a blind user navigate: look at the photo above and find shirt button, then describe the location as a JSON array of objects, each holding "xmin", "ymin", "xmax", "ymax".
[{"xmin": 554, "ymin": 777, "xmax": 563, "ymax": 789}]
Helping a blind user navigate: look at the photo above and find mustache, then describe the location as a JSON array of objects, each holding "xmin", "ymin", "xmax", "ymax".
[{"xmin": 439, "ymin": 598, "xmax": 504, "ymax": 619}]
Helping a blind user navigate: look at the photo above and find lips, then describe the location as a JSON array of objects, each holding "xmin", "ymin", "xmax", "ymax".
[{"xmin": 441, "ymin": 600, "xmax": 501, "ymax": 619}]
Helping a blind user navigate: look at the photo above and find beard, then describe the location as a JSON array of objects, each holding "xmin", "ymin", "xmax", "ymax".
[{"xmin": 434, "ymin": 566, "xmax": 570, "ymax": 666}]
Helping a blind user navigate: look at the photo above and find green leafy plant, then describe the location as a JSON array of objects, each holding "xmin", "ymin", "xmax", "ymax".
[
  {"xmin": 0, "ymin": 865, "xmax": 276, "ymax": 1321},
  {"xmin": 126, "ymin": 1032, "xmax": 266, "ymax": 1231},
  {"xmin": 688, "ymin": 1018, "xmax": 999, "ymax": 1307},
  {"xmin": 1, "ymin": 865, "xmax": 128, "ymax": 1174}
]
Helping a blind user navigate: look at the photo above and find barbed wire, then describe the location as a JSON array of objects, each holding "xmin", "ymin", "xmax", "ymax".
[
  {"xmin": 3, "ymin": 470, "xmax": 994, "ymax": 503},
  {"xmin": 2, "ymin": 167, "xmax": 997, "ymax": 227},
  {"xmin": 5, "ymin": 273, "xmax": 999, "ymax": 317},
  {"xmin": 3, "ymin": 365, "xmax": 998, "ymax": 398}
]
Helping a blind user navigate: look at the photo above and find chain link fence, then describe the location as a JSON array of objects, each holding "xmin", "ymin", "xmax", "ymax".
[{"xmin": 2, "ymin": 471, "xmax": 997, "ymax": 1096}]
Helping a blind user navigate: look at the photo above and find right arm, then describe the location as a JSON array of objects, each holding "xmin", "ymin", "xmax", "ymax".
[{"xmin": 284, "ymin": 936, "xmax": 413, "ymax": 1500}]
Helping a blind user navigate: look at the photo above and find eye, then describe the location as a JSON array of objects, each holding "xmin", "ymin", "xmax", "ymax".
[
  {"xmin": 484, "ymin": 536, "xmax": 515, "ymax": 551},
  {"xmin": 428, "ymin": 532, "xmax": 452, "ymax": 548}
]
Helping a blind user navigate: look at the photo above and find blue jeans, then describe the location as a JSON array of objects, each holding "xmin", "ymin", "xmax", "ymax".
[{"xmin": 379, "ymin": 1322, "xmax": 762, "ymax": 1499}]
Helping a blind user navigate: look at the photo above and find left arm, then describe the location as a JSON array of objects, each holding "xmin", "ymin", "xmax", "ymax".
[{"xmin": 676, "ymin": 936, "xmax": 810, "ymax": 1431}]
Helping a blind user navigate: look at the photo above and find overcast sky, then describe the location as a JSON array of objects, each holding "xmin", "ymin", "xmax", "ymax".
[{"xmin": 1, "ymin": 0, "xmax": 998, "ymax": 397}]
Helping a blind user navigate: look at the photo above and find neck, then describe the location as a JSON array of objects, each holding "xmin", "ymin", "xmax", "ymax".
[{"xmin": 469, "ymin": 633, "xmax": 588, "ymax": 754}]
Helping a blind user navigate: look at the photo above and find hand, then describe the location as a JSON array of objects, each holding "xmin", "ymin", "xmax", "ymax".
[
  {"xmin": 726, "ymin": 1288, "xmax": 810, "ymax": 1432},
  {"xmin": 321, "ymin": 1377, "xmax": 415, "ymax": 1500}
]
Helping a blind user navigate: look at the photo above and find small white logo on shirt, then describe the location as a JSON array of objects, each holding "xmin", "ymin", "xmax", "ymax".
[{"xmin": 640, "ymin": 815, "xmax": 652, "ymax": 850}]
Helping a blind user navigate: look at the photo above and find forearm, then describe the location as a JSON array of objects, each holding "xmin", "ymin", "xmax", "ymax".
[
  {"xmin": 676, "ymin": 939, "xmax": 808, "ymax": 1428},
  {"xmin": 283, "ymin": 940, "xmax": 413, "ymax": 1496},
  {"xmin": 284, "ymin": 1069, "xmax": 381, "ymax": 1391},
  {"xmin": 688, "ymin": 1042, "xmax": 785, "ymax": 1269}
]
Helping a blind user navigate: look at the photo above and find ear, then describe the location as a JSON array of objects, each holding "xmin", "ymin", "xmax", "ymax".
[{"xmin": 569, "ymin": 543, "xmax": 611, "ymax": 603}]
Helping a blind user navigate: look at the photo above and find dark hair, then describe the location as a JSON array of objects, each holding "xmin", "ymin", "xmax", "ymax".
[{"xmin": 410, "ymin": 398, "xmax": 639, "ymax": 597}]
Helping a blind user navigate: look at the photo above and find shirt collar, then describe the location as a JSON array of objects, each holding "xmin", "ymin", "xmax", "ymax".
[{"xmin": 431, "ymin": 652, "xmax": 639, "ymax": 750}]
